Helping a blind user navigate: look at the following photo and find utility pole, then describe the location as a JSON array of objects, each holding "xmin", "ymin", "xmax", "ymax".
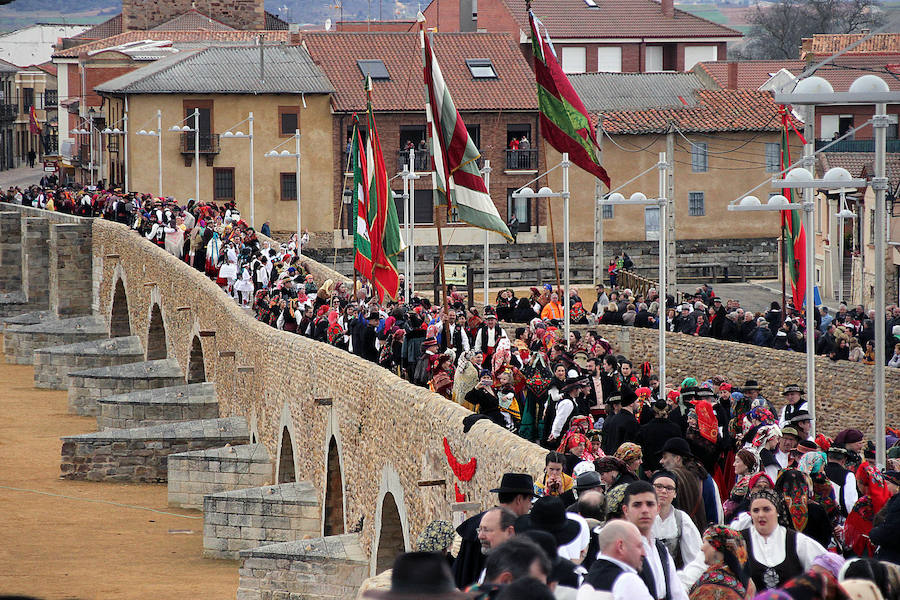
[
  {"xmin": 666, "ymin": 128, "xmax": 676, "ymax": 298},
  {"xmin": 593, "ymin": 123, "xmax": 604, "ymax": 286}
]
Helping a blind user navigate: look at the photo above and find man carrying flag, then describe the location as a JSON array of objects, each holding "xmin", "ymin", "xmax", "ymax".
[
  {"xmin": 350, "ymin": 114, "xmax": 373, "ymax": 281},
  {"xmin": 528, "ymin": 8, "xmax": 610, "ymax": 188}
]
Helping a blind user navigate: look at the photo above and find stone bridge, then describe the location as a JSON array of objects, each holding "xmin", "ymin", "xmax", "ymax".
[{"xmin": 0, "ymin": 202, "xmax": 895, "ymax": 598}]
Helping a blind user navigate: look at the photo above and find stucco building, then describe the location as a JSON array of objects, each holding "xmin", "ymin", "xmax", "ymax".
[{"xmin": 13, "ymin": 62, "xmax": 57, "ymax": 167}]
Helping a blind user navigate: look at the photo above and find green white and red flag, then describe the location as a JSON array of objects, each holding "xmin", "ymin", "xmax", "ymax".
[
  {"xmin": 364, "ymin": 77, "xmax": 402, "ymax": 302},
  {"xmin": 779, "ymin": 105, "xmax": 807, "ymax": 310},
  {"xmin": 529, "ymin": 10, "xmax": 610, "ymax": 188},
  {"xmin": 350, "ymin": 114, "xmax": 373, "ymax": 280},
  {"xmin": 419, "ymin": 17, "xmax": 512, "ymax": 240}
]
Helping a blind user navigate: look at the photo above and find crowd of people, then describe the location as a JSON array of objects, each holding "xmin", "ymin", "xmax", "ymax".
[{"xmin": 8, "ymin": 181, "xmax": 900, "ymax": 600}]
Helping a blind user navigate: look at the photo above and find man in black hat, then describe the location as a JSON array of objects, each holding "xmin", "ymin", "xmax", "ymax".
[
  {"xmin": 789, "ymin": 410, "xmax": 813, "ymax": 442},
  {"xmin": 360, "ymin": 310, "xmax": 381, "ymax": 363},
  {"xmin": 452, "ymin": 473, "xmax": 535, "ymax": 588},
  {"xmin": 547, "ymin": 377, "xmax": 589, "ymax": 445},
  {"xmin": 825, "ymin": 446, "xmax": 858, "ymax": 518},
  {"xmin": 601, "ymin": 386, "xmax": 640, "ymax": 456},
  {"xmin": 363, "ymin": 552, "xmax": 476, "ymax": 599},
  {"xmin": 659, "ymin": 437, "xmax": 722, "ymax": 527},
  {"xmin": 778, "ymin": 384, "xmax": 807, "ymax": 427},
  {"xmin": 473, "ymin": 308, "xmax": 507, "ymax": 368},
  {"xmin": 638, "ymin": 399, "xmax": 683, "ymax": 474},
  {"xmin": 513, "ymin": 496, "xmax": 582, "ymax": 548}
]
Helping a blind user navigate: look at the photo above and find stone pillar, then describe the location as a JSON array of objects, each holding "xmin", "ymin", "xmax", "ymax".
[
  {"xmin": 50, "ymin": 223, "xmax": 93, "ymax": 318},
  {"xmin": 22, "ymin": 217, "xmax": 50, "ymax": 308},
  {"xmin": 0, "ymin": 212, "xmax": 22, "ymax": 292}
]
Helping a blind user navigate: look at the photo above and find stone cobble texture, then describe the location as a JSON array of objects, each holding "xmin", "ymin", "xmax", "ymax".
[
  {"xmin": 202, "ymin": 482, "xmax": 321, "ymax": 559},
  {"xmin": 22, "ymin": 216, "xmax": 49, "ymax": 308},
  {"xmin": 3, "ymin": 315, "xmax": 108, "ymax": 365},
  {"xmin": 0, "ymin": 211, "xmax": 22, "ymax": 292},
  {"xmin": 97, "ymin": 381, "xmax": 219, "ymax": 430},
  {"xmin": 168, "ymin": 443, "xmax": 272, "ymax": 510},
  {"xmin": 60, "ymin": 417, "xmax": 250, "ymax": 483},
  {"xmin": 67, "ymin": 358, "xmax": 186, "ymax": 416},
  {"xmin": 33, "ymin": 335, "xmax": 145, "ymax": 390}
]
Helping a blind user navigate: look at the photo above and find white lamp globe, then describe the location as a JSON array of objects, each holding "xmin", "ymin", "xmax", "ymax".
[
  {"xmin": 836, "ymin": 209, "xmax": 855, "ymax": 219},
  {"xmin": 630, "ymin": 192, "xmax": 647, "ymax": 203},
  {"xmin": 223, "ymin": 131, "xmax": 233, "ymax": 137},
  {"xmin": 793, "ymin": 76, "xmax": 834, "ymax": 95},
  {"xmin": 768, "ymin": 194, "xmax": 789, "ymax": 206},
  {"xmin": 785, "ymin": 167, "xmax": 813, "ymax": 182},
  {"xmin": 538, "ymin": 186, "xmax": 553, "ymax": 196},
  {"xmin": 823, "ymin": 167, "xmax": 852, "ymax": 183},
  {"xmin": 280, "ymin": 150, "xmax": 291, "ymax": 156},
  {"xmin": 516, "ymin": 186, "xmax": 534, "ymax": 198},
  {"xmin": 739, "ymin": 195, "xmax": 761, "ymax": 206},
  {"xmin": 607, "ymin": 192, "xmax": 625, "ymax": 203},
  {"xmin": 849, "ymin": 74, "xmax": 889, "ymax": 94}
]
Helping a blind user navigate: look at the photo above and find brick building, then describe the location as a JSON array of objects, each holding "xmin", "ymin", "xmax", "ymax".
[
  {"xmin": 302, "ymin": 32, "xmax": 543, "ymax": 247},
  {"xmin": 423, "ymin": 0, "xmax": 741, "ymax": 73}
]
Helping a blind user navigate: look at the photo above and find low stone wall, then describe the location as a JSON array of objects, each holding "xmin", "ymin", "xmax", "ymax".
[
  {"xmin": 60, "ymin": 417, "xmax": 250, "ymax": 483},
  {"xmin": 203, "ymin": 482, "xmax": 321, "ymax": 559},
  {"xmin": 97, "ymin": 382, "xmax": 219, "ymax": 430},
  {"xmin": 67, "ymin": 358, "xmax": 186, "ymax": 417},
  {"xmin": 3, "ymin": 315, "xmax": 107, "ymax": 365},
  {"xmin": 237, "ymin": 535, "xmax": 369, "ymax": 600},
  {"xmin": 168, "ymin": 443, "xmax": 272, "ymax": 510},
  {"xmin": 33, "ymin": 335, "xmax": 145, "ymax": 390}
]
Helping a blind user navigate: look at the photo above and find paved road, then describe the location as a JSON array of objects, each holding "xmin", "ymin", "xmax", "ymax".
[{"xmin": 0, "ymin": 165, "xmax": 44, "ymax": 189}]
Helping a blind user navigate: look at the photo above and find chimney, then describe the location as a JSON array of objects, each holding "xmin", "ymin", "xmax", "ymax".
[
  {"xmin": 727, "ymin": 61, "xmax": 738, "ymax": 89},
  {"xmin": 661, "ymin": 0, "xmax": 674, "ymax": 18}
]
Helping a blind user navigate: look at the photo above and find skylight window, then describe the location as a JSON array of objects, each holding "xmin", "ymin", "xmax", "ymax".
[
  {"xmin": 466, "ymin": 58, "xmax": 497, "ymax": 79},
  {"xmin": 357, "ymin": 59, "xmax": 390, "ymax": 80},
  {"xmin": 584, "ymin": 0, "xmax": 598, "ymax": 6}
]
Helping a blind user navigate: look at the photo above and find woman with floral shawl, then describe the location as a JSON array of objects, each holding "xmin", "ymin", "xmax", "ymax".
[
  {"xmin": 774, "ymin": 469, "xmax": 833, "ymax": 548},
  {"xmin": 689, "ymin": 525, "xmax": 753, "ymax": 600},
  {"xmin": 797, "ymin": 451, "xmax": 840, "ymax": 528},
  {"xmin": 844, "ymin": 461, "xmax": 892, "ymax": 557}
]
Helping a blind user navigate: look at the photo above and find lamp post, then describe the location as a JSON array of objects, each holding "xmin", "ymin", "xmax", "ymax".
[
  {"xmin": 72, "ymin": 117, "xmax": 99, "ymax": 187},
  {"xmin": 834, "ymin": 186, "xmax": 857, "ymax": 306},
  {"xmin": 774, "ymin": 73, "xmax": 893, "ymax": 466},
  {"xmin": 513, "ymin": 153, "xmax": 571, "ymax": 346},
  {"xmin": 400, "ymin": 149, "xmax": 419, "ymax": 297},
  {"xmin": 169, "ymin": 108, "xmax": 200, "ymax": 203},
  {"xmin": 598, "ymin": 152, "xmax": 669, "ymax": 390},
  {"xmin": 101, "ymin": 117, "xmax": 127, "ymax": 192},
  {"xmin": 135, "ymin": 109, "xmax": 162, "ymax": 197},
  {"xmin": 265, "ymin": 130, "xmax": 302, "ymax": 253},
  {"xmin": 482, "ymin": 160, "xmax": 492, "ymax": 305},
  {"xmin": 729, "ymin": 166, "xmax": 867, "ymax": 439},
  {"xmin": 221, "ymin": 112, "xmax": 255, "ymax": 227}
]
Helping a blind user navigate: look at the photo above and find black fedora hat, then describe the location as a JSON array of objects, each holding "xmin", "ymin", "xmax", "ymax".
[
  {"xmin": 742, "ymin": 379, "xmax": 762, "ymax": 391},
  {"xmin": 575, "ymin": 471, "xmax": 604, "ymax": 492},
  {"xmin": 781, "ymin": 384, "xmax": 805, "ymax": 396},
  {"xmin": 363, "ymin": 552, "xmax": 476, "ymax": 599},
  {"xmin": 789, "ymin": 410, "xmax": 812, "ymax": 424},
  {"xmin": 513, "ymin": 496, "xmax": 581, "ymax": 546},
  {"xmin": 561, "ymin": 377, "xmax": 589, "ymax": 393},
  {"xmin": 658, "ymin": 437, "xmax": 694, "ymax": 459},
  {"xmin": 489, "ymin": 473, "xmax": 537, "ymax": 496}
]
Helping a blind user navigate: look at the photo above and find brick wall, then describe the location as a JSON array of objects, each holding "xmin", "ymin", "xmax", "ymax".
[{"xmin": 121, "ymin": 0, "xmax": 265, "ymax": 31}]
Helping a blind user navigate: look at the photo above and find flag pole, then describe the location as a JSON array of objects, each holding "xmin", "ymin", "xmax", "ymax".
[{"xmin": 547, "ymin": 195, "xmax": 562, "ymax": 293}]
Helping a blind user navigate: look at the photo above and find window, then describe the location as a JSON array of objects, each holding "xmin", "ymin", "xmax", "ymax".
[
  {"xmin": 561, "ymin": 47, "xmax": 586, "ymax": 74},
  {"xmin": 466, "ymin": 59, "xmax": 497, "ymax": 79},
  {"xmin": 597, "ymin": 47, "xmax": 622, "ymax": 73},
  {"xmin": 393, "ymin": 188, "xmax": 433, "ymax": 224},
  {"xmin": 870, "ymin": 209, "xmax": 876, "ymax": 245},
  {"xmin": 602, "ymin": 204, "xmax": 614, "ymax": 219},
  {"xmin": 684, "ymin": 45, "xmax": 718, "ymax": 71},
  {"xmin": 280, "ymin": 172, "xmax": 297, "ymax": 201},
  {"xmin": 213, "ymin": 168, "xmax": 234, "ymax": 201},
  {"xmin": 358, "ymin": 59, "xmax": 389, "ymax": 81},
  {"xmin": 765, "ymin": 142, "xmax": 781, "ymax": 173},
  {"xmin": 466, "ymin": 124, "xmax": 481, "ymax": 150},
  {"xmin": 820, "ymin": 115, "xmax": 840, "ymax": 140},
  {"xmin": 507, "ymin": 188, "xmax": 531, "ymax": 230},
  {"xmin": 278, "ymin": 106, "xmax": 299, "ymax": 137},
  {"xmin": 506, "ymin": 123, "xmax": 534, "ymax": 169},
  {"xmin": 688, "ymin": 191, "xmax": 705, "ymax": 216},
  {"xmin": 691, "ymin": 142, "xmax": 708, "ymax": 173},
  {"xmin": 184, "ymin": 100, "xmax": 213, "ymax": 135},
  {"xmin": 645, "ymin": 46, "xmax": 663, "ymax": 72},
  {"xmin": 22, "ymin": 87, "xmax": 33, "ymax": 111}
]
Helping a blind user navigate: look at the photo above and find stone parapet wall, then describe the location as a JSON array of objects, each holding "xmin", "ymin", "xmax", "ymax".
[
  {"xmin": 60, "ymin": 417, "xmax": 250, "ymax": 483},
  {"xmin": 49, "ymin": 223, "xmax": 93, "ymax": 317},
  {"xmin": 167, "ymin": 443, "xmax": 272, "ymax": 510},
  {"xmin": 3, "ymin": 316, "xmax": 107, "ymax": 365},
  {"xmin": 202, "ymin": 482, "xmax": 321, "ymax": 559},
  {"xmin": 22, "ymin": 217, "xmax": 49, "ymax": 308},
  {"xmin": 237, "ymin": 535, "xmax": 369, "ymax": 600},
  {"xmin": 33, "ymin": 336, "xmax": 145, "ymax": 390},
  {"xmin": 0, "ymin": 211, "xmax": 22, "ymax": 292},
  {"xmin": 67, "ymin": 359, "xmax": 185, "ymax": 416}
]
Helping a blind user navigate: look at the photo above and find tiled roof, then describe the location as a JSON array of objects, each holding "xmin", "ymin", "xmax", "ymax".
[
  {"xmin": 695, "ymin": 60, "xmax": 806, "ymax": 90},
  {"xmin": 73, "ymin": 14, "xmax": 123, "ymax": 40},
  {"xmin": 697, "ymin": 58, "xmax": 900, "ymax": 92},
  {"xmin": 94, "ymin": 45, "xmax": 333, "ymax": 95},
  {"xmin": 0, "ymin": 58, "xmax": 19, "ymax": 73},
  {"xmin": 54, "ymin": 30, "xmax": 292, "ymax": 58},
  {"xmin": 500, "ymin": 0, "xmax": 741, "ymax": 40},
  {"xmin": 264, "ymin": 11, "xmax": 291, "ymax": 31},
  {"xmin": 570, "ymin": 72, "xmax": 706, "ymax": 111},
  {"xmin": 802, "ymin": 33, "xmax": 900, "ymax": 59},
  {"xmin": 600, "ymin": 89, "xmax": 788, "ymax": 134},
  {"xmin": 151, "ymin": 9, "xmax": 236, "ymax": 31},
  {"xmin": 302, "ymin": 32, "xmax": 537, "ymax": 112},
  {"xmin": 32, "ymin": 62, "xmax": 57, "ymax": 76},
  {"xmin": 817, "ymin": 152, "xmax": 900, "ymax": 192}
]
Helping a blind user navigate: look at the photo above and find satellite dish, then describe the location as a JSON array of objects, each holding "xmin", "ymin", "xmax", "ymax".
[{"xmin": 325, "ymin": 18, "xmax": 332, "ymax": 31}]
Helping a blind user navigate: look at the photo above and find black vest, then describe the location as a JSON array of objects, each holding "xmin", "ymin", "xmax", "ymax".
[
  {"xmin": 742, "ymin": 527, "xmax": 803, "ymax": 591},
  {"xmin": 824, "ymin": 462, "xmax": 851, "ymax": 516},
  {"xmin": 583, "ymin": 558, "xmax": 626, "ymax": 592},
  {"xmin": 639, "ymin": 540, "xmax": 674, "ymax": 600}
]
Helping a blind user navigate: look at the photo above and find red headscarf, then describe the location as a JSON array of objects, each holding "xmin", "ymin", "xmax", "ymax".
[
  {"xmin": 856, "ymin": 461, "xmax": 891, "ymax": 513},
  {"xmin": 693, "ymin": 399, "xmax": 719, "ymax": 443}
]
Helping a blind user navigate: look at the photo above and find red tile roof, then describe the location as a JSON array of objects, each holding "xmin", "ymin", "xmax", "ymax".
[
  {"xmin": 501, "ymin": 0, "xmax": 741, "ymax": 40},
  {"xmin": 601, "ymin": 89, "xmax": 790, "ymax": 134},
  {"xmin": 32, "ymin": 62, "xmax": 57, "ymax": 76},
  {"xmin": 818, "ymin": 152, "xmax": 900, "ymax": 192},
  {"xmin": 151, "ymin": 9, "xmax": 236, "ymax": 32},
  {"xmin": 695, "ymin": 60, "xmax": 806, "ymax": 89},
  {"xmin": 697, "ymin": 57, "xmax": 900, "ymax": 92},
  {"xmin": 302, "ymin": 32, "xmax": 537, "ymax": 112},
  {"xmin": 73, "ymin": 14, "xmax": 123, "ymax": 40},
  {"xmin": 801, "ymin": 33, "xmax": 900, "ymax": 59},
  {"xmin": 54, "ymin": 30, "xmax": 292, "ymax": 58}
]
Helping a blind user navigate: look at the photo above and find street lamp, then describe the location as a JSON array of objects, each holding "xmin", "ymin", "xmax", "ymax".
[
  {"xmin": 513, "ymin": 152, "xmax": 571, "ymax": 347},
  {"xmin": 221, "ymin": 112, "xmax": 254, "ymax": 227},
  {"xmin": 729, "ymin": 166, "xmax": 867, "ymax": 439},
  {"xmin": 828, "ymin": 167, "xmax": 859, "ymax": 305},
  {"xmin": 399, "ymin": 149, "xmax": 420, "ymax": 297},
  {"xmin": 72, "ymin": 117, "xmax": 99, "ymax": 187},
  {"xmin": 264, "ymin": 129, "xmax": 301, "ymax": 253},
  {"xmin": 100, "ymin": 116, "xmax": 128, "ymax": 193},
  {"xmin": 168, "ymin": 108, "xmax": 200, "ymax": 204},
  {"xmin": 774, "ymin": 73, "xmax": 893, "ymax": 467},
  {"xmin": 135, "ymin": 109, "xmax": 162, "ymax": 197}
]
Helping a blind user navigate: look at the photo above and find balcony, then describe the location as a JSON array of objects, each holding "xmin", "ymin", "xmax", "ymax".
[
  {"xmin": 180, "ymin": 132, "xmax": 220, "ymax": 166},
  {"xmin": 505, "ymin": 148, "xmax": 538, "ymax": 171},
  {"xmin": 397, "ymin": 148, "xmax": 430, "ymax": 172},
  {"xmin": 815, "ymin": 138, "xmax": 900, "ymax": 153},
  {"xmin": 106, "ymin": 136, "xmax": 119, "ymax": 153},
  {"xmin": 0, "ymin": 103, "xmax": 15, "ymax": 121},
  {"xmin": 42, "ymin": 90, "xmax": 57, "ymax": 109}
]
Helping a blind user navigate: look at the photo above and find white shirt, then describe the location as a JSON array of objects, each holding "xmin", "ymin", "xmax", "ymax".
[
  {"xmin": 832, "ymin": 470, "xmax": 858, "ymax": 515},
  {"xmin": 552, "ymin": 397, "xmax": 576, "ymax": 439},
  {"xmin": 577, "ymin": 555, "xmax": 651, "ymax": 600},
  {"xmin": 651, "ymin": 508, "xmax": 702, "ymax": 587},
  {"xmin": 748, "ymin": 525, "xmax": 826, "ymax": 568},
  {"xmin": 641, "ymin": 536, "xmax": 689, "ymax": 600}
]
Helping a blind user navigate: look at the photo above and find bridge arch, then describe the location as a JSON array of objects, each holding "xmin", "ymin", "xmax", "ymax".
[
  {"xmin": 109, "ymin": 272, "xmax": 131, "ymax": 338},
  {"xmin": 371, "ymin": 464, "xmax": 410, "ymax": 575},
  {"xmin": 276, "ymin": 404, "xmax": 298, "ymax": 484},
  {"xmin": 323, "ymin": 436, "xmax": 345, "ymax": 536},
  {"xmin": 146, "ymin": 301, "xmax": 167, "ymax": 360},
  {"xmin": 187, "ymin": 335, "xmax": 206, "ymax": 383}
]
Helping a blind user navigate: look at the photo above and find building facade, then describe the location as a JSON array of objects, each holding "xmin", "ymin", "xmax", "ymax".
[{"xmin": 13, "ymin": 63, "xmax": 57, "ymax": 168}]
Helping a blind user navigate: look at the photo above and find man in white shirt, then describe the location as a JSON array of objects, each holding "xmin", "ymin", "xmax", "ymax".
[
  {"xmin": 578, "ymin": 520, "xmax": 650, "ymax": 600},
  {"xmin": 621, "ymin": 481, "xmax": 689, "ymax": 600}
]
